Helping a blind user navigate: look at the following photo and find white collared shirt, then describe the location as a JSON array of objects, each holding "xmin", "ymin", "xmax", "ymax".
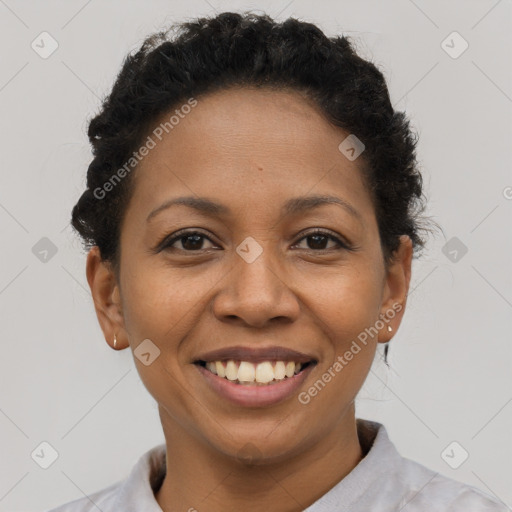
[{"xmin": 47, "ymin": 418, "xmax": 508, "ymax": 511}]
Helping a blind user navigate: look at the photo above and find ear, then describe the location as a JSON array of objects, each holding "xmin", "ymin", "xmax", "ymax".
[
  {"xmin": 377, "ymin": 235, "xmax": 413, "ymax": 343},
  {"xmin": 86, "ymin": 246, "xmax": 127, "ymax": 350}
]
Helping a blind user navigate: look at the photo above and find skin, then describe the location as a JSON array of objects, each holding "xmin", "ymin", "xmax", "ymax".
[{"xmin": 86, "ymin": 86, "xmax": 412, "ymax": 511}]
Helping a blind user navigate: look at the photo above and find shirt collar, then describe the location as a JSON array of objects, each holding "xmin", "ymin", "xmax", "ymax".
[
  {"xmin": 304, "ymin": 418, "xmax": 401, "ymax": 511},
  {"xmin": 111, "ymin": 418, "xmax": 395, "ymax": 511},
  {"xmin": 112, "ymin": 441, "xmax": 166, "ymax": 511}
]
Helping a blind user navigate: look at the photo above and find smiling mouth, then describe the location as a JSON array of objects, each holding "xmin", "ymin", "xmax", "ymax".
[{"xmin": 194, "ymin": 359, "xmax": 316, "ymax": 386}]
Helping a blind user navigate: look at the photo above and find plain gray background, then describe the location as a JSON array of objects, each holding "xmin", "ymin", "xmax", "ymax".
[{"xmin": 0, "ymin": 0, "xmax": 511, "ymax": 510}]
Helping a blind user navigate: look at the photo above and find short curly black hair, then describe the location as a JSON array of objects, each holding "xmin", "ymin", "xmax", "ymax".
[{"xmin": 71, "ymin": 11, "xmax": 436, "ymax": 276}]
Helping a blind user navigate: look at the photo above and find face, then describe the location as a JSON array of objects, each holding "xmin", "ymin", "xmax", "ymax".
[{"xmin": 87, "ymin": 87, "xmax": 412, "ymax": 463}]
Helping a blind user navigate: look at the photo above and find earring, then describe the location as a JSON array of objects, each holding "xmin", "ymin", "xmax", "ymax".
[
  {"xmin": 384, "ymin": 326, "xmax": 392, "ymax": 366},
  {"xmin": 113, "ymin": 334, "xmax": 117, "ymax": 349}
]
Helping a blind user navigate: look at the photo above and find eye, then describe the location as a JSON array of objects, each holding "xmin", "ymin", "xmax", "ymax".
[
  {"xmin": 157, "ymin": 228, "xmax": 353, "ymax": 253},
  {"xmin": 160, "ymin": 230, "xmax": 217, "ymax": 252},
  {"xmin": 292, "ymin": 229, "xmax": 350, "ymax": 251}
]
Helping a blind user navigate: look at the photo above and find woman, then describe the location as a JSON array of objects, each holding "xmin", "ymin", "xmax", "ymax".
[{"xmin": 48, "ymin": 11, "xmax": 506, "ymax": 511}]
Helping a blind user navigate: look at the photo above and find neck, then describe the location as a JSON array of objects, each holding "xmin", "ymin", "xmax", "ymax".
[{"xmin": 155, "ymin": 404, "xmax": 363, "ymax": 512}]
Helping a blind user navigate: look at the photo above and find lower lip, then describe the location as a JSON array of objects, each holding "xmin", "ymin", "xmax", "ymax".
[{"xmin": 195, "ymin": 363, "xmax": 315, "ymax": 408}]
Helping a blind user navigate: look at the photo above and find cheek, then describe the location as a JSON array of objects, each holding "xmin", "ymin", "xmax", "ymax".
[
  {"xmin": 119, "ymin": 267, "xmax": 203, "ymax": 422},
  {"xmin": 309, "ymin": 270, "xmax": 382, "ymax": 406},
  {"xmin": 301, "ymin": 266, "xmax": 382, "ymax": 344},
  {"xmin": 120, "ymin": 262, "xmax": 202, "ymax": 343}
]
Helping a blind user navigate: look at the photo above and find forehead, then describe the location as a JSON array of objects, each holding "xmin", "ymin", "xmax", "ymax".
[{"xmin": 128, "ymin": 87, "xmax": 374, "ymax": 225}]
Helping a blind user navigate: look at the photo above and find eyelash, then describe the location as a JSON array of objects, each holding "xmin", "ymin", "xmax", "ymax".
[{"xmin": 157, "ymin": 228, "xmax": 353, "ymax": 253}]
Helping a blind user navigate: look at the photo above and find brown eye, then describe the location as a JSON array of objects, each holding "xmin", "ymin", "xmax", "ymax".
[
  {"xmin": 293, "ymin": 229, "xmax": 350, "ymax": 251},
  {"xmin": 161, "ymin": 231, "xmax": 216, "ymax": 251}
]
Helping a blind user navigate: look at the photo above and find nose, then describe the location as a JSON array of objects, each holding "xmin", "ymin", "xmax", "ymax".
[{"xmin": 211, "ymin": 248, "xmax": 300, "ymax": 329}]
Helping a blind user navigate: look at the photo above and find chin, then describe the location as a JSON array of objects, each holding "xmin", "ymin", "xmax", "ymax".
[{"xmin": 198, "ymin": 417, "xmax": 312, "ymax": 466}]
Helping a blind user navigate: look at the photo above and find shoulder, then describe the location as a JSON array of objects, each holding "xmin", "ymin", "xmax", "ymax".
[
  {"xmin": 45, "ymin": 481, "xmax": 120, "ymax": 512},
  {"xmin": 353, "ymin": 419, "xmax": 508, "ymax": 512},
  {"xmin": 45, "ymin": 442, "xmax": 166, "ymax": 512},
  {"xmin": 390, "ymin": 455, "xmax": 508, "ymax": 511}
]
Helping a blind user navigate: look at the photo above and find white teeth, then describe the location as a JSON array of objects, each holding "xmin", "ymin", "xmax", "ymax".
[
  {"xmin": 255, "ymin": 361, "xmax": 274, "ymax": 383},
  {"xmin": 206, "ymin": 362, "xmax": 217, "ymax": 374},
  {"xmin": 274, "ymin": 361, "xmax": 286, "ymax": 380},
  {"xmin": 202, "ymin": 359, "xmax": 308, "ymax": 385},
  {"xmin": 237, "ymin": 361, "xmax": 256, "ymax": 382},
  {"xmin": 215, "ymin": 361, "xmax": 226, "ymax": 378},
  {"xmin": 225, "ymin": 360, "xmax": 238, "ymax": 381}
]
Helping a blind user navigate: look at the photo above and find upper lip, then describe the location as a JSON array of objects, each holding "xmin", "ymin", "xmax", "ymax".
[{"xmin": 194, "ymin": 345, "xmax": 317, "ymax": 364}]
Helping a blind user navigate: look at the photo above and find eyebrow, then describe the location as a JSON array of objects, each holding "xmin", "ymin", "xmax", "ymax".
[{"xmin": 146, "ymin": 194, "xmax": 363, "ymax": 223}]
